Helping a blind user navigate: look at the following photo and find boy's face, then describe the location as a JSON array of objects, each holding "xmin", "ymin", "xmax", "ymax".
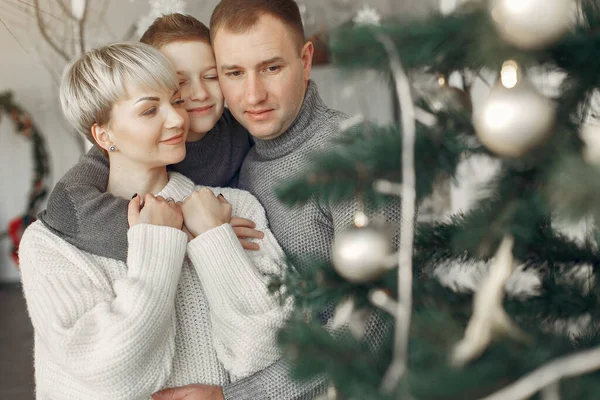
[{"xmin": 160, "ymin": 40, "xmax": 224, "ymax": 141}]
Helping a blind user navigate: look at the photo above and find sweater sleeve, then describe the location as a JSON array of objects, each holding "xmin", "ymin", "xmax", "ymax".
[
  {"xmin": 186, "ymin": 190, "xmax": 292, "ymax": 381},
  {"xmin": 19, "ymin": 222, "xmax": 187, "ymax": 400},
  {"xmin": 37, "ymin": 146, "xmax": 131, "ymax": 261}
]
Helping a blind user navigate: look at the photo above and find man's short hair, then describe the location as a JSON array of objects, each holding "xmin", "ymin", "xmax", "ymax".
[
  {"xmin": 140, "ymin": 13, "xmax": 211, "ymax": 49},
  {"xmin": 210, "ymin": 0, "xmax": 305, "ymax": 51},
  {"xmin": 60, "ymin": 42, "xmax": 178, "ymax": 146}
]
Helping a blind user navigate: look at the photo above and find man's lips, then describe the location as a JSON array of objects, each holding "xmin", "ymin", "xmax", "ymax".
[
  {"xmin": 160, "ymin": 133, "xmax": 184, "ymax": 145},
  {"xmin": 245, "ymin": 109, "xmax": 274, "ymax": 120}
]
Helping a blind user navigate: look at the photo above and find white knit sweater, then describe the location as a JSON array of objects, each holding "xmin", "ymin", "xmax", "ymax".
[{"xmin": 19, "ymin": 172, "xmax": 290, "ymax": 400}]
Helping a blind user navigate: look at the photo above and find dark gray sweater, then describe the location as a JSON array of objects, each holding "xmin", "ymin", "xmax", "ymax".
[{"xmin": 38, "ymin": 108, "xmax": 252, "ymax": 262}]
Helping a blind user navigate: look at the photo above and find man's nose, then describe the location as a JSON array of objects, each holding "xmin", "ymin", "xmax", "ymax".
[{"xmin": 245, "ymin": 75, "xmax": 267, "ymax": 105}]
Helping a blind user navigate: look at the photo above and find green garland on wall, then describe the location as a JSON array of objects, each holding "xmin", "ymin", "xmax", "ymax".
[{"xmin": 0, "ymin": 91, "xmax": 51, "ymax": 265}]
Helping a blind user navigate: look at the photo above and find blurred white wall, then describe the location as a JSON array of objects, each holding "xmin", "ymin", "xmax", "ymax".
[
  {"xmin": 0, "ymin": 0, "xmax": 436, "ymax": 282},
  {"xmin": 0, "ymin": 1, "xmax": 147, "ymax": 282}
]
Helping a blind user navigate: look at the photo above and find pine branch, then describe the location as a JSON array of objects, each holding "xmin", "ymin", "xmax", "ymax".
[
  {"xmin": 479, "ymin": 346, "xmax": 600, "ymax": 400},
  {"xmin": 275, "ymin": 122, "xmax": 481, "ymax": 208}
]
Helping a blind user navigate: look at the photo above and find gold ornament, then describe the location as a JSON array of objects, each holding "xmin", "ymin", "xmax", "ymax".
[
  {"xmin": 424, "ymin": 75, "xmax": 473, "ymax": 115},
  {"xmin": 490, "ymin": 0, "xmax": 574, "ymax": 50},
  {"xmin": 332, "ymin": 223, "xmax": 392, "ymax": 283},
  {"xmin": 473, "ymin": 61, "xmax": 555, "ymax": 157}
]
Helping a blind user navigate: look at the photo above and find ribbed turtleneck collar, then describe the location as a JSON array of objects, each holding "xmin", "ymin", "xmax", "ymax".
[
  {"xmin": 253, "ymin": 80, "xmax": 328, "ymax": 160},
  {"xmin": 181, "ymin": 126, "xmax": 222, "ymax": 165}
]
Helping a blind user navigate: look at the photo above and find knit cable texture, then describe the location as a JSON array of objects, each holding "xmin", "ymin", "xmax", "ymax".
[{"xmin": 19, "ymin": 172, "xmax": 290, "ymax": 399}]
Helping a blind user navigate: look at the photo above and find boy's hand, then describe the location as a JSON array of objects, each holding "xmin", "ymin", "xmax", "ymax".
[{"xmin": 231, "ymin": 217, "xmax": 263, "ymax": 251}]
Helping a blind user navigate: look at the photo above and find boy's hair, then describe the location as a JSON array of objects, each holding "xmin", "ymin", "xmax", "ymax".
[
  {"xmin": 210, "ymin": 0, "xmax": 305, "ymax": 52},
  {"xmin": 60, "ymin": 42, "xmax": 178, "ymax": 146},
  {"xmin": 140, "ymin": 13, "xmax": 211, "ymax": 49}
]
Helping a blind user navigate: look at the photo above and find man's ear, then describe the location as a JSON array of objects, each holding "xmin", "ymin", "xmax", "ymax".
[
  {"xmin": 91, "ymin": 123, "xmax": 113, "ymax": 152},
  {"xmin": 300, "ymin": 41, "xmax": 314, "ymax": 83}
]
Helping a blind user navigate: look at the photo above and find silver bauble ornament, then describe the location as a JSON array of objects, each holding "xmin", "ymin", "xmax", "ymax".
[
  {"xmin": 473, "ymin": 63, "xmax": 555, "ymax": 157},
  {"xmin": 580, "ymin": 123, "xmax": 600, "ymax": 166},
  {"xmin": 490, "ymin": 0, "xmax": 574, "ymax": 50},
  {"xmin": 332, "ymin": 225, "xmax": 391, "ymax": 283}
]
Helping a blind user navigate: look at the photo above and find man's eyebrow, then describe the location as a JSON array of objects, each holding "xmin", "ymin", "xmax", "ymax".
[
  {"xmin": 220, "ymin": 57, "xmax": 285, "ymax": 71},
  {"xmin": 257, "ymin": 57, "xmax": 285, "ymax": 68}
]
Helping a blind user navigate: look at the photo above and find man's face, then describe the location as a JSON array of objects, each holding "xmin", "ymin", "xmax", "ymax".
[{"xmin": 213, "ymin": 14, "xmax": 313, "ymax": 140}]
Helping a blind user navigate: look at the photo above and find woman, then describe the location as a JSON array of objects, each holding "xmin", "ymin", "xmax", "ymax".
[{"xmin": 19, "ymin": 42, "xmax": 290, "ymax": 400}]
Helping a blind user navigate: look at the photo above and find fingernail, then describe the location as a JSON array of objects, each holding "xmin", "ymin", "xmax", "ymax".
[
  {"xmin": 218, "ymin": 193, "xmax": 226, "ymax": 200},
  {"xmin": 260, "ymin": 232, "xmax": 264, "ymax": 238},
  {"xmin": 131, "ymin": 193, "xmax": 137, "ymax": 199}
]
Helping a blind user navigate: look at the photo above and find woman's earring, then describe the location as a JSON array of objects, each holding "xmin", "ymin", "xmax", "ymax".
[{"xmin": 109, "ymin": 145, "xmax": 116, "ymax": 153}]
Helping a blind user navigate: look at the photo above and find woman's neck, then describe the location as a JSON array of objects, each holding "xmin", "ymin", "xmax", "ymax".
[{"xmin": 106, "ymin": 156, "xmax": 169, "ymax": 199}]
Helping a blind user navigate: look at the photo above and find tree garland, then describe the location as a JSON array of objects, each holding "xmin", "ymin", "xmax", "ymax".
[{"xmin": 0, "ymin": 91, "xmax": 51, "ymax": 266}]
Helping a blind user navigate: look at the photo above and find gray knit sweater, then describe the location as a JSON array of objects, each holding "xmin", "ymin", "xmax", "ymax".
[
  {"xmin": 224, "ymin": 81, "xmax": 400, "ymax": 400},
  {"xmin": 38, "ymin": 109, "xmax": 251, "ymax": 262},
  {"xmin": 239, "ymin": 81, "xmax": 401, "ymax": 265}
]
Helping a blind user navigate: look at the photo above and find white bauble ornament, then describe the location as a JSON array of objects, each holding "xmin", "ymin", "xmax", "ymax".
[
  {"xmin": 490, "ymin": 0, "xmax": 574, "ymax": 50},
  {"xmin": 580, "ymin": 123, "xmax": 600, "ymax": 166},
  {"xmin": 473, "ymin": 64, "xmax": 555, "ymax": 157},
  {"xmin": 332, "ymin": 225, "xmax": 391, "ymax": 283}
]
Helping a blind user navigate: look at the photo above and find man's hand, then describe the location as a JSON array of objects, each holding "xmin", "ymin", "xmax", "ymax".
[
  {"xmin": 152, "ymin": 384, "xmax": 224, "ymax": 400},
  {"xmin": 231, "ymin": 217, "xmax": 264, "ymax": 251}
]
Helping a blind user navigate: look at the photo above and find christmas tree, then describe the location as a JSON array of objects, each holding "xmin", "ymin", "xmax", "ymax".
[{"xmin": 272, "ymin": 0, "xmax": 600, "ymax": 399}]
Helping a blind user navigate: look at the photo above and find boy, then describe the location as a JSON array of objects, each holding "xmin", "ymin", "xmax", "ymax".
[{"xmin": 39, "ymin": 14, "xmax": 260, "ymax": 261}]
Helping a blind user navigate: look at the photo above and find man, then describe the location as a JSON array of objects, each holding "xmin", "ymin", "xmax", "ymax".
[{"xmin": 155, "ymin": 0, "xmax": 399, "ymax": 399}]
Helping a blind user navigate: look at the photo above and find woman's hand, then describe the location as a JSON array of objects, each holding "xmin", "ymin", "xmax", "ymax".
[
  {"xmin": 181, "ymin": 188, "xmax": 232, "ymax": 237},
  {"xmin": 128, "ymin": 194, "xmax": 183, "ymax": 230}
]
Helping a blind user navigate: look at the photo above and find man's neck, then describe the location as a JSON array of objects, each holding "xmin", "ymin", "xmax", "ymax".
[
  {"xmin": 106, "ymin": 157, "xmax": 169, "ymax": 199},
  {"xmin": 251, "ymin": 80, "xmax": 326, "ymax": 160}
]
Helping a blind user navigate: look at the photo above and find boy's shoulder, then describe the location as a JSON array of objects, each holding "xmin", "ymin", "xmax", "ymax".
[
  {"xmin": 38, "ymin": 146, "xmax": 114, "ymax": 237},
  {"xmin": 58, "ymin": 146, "xmax": 109, "ymax": 189}
]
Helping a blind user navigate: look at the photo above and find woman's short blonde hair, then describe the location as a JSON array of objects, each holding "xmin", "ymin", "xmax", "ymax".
[{"xmin": 60, "ymin": 42, "xmax": 179, "ymax": 145}]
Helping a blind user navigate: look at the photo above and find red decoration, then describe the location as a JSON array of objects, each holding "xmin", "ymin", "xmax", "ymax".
[
  {"xmin": 8, "ymin": 216, "xmax": 32, "ymax": 267},
  {"xmin": 1, "ymin": 91, "xmax": 50, "ymax": 270}
]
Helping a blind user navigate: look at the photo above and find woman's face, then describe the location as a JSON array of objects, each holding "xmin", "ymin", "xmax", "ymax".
[
  {"xmin": 160, "ymin": 40, "xmax": 224, "ymax": 141},
  {"xmin": 104, "ymin": 83, "xmax": 190, "ymax": 168}
]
